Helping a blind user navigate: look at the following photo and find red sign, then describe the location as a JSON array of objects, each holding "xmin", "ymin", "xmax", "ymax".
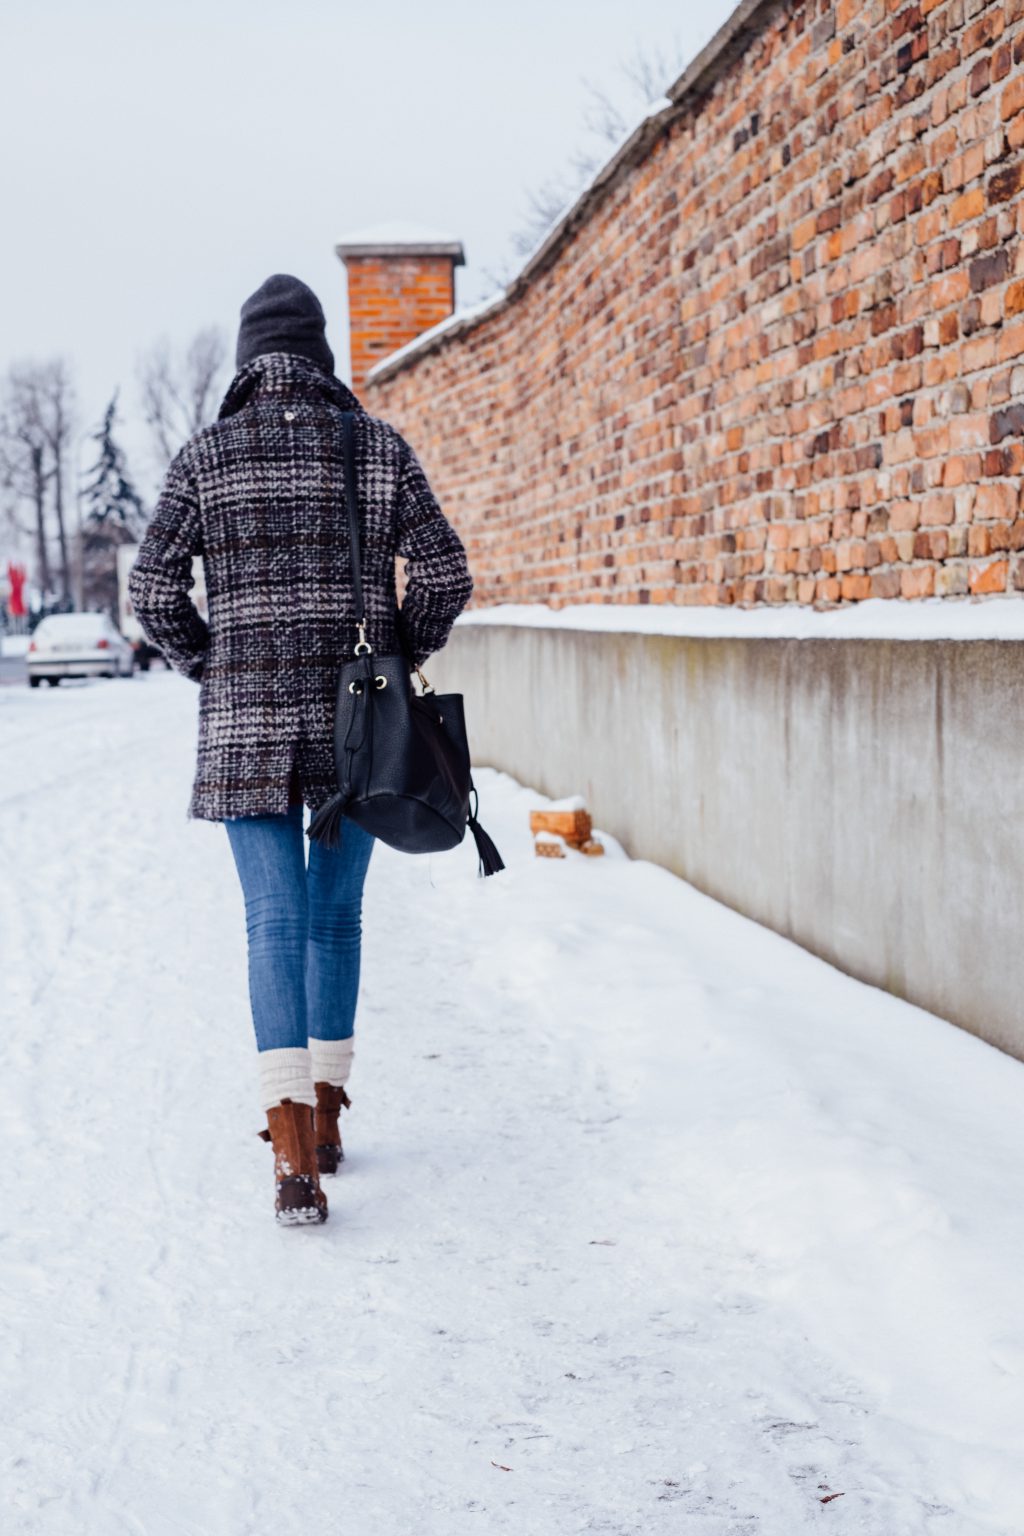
[{"xmin": 7, "ymin": 561, "xmax": 26, "ymax": 618}]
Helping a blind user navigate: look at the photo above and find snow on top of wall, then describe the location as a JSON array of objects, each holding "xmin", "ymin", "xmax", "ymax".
[
  {"xmin": 366, "ymin": 290, "xmax": 507, "ymax": 381},
  {"xmin": 456, "ymin": 596, "xmax": 1024, "ymax": 642},
  {"xmin": 364, "ymin": 5, "xmax": 786, "ymax": 384},
  {"xmin": 365, "ymin": 93, "xmax": 679, "ymax": 384},
  {"xmin": 501, "ymin": 94, "xmax": 675, "ymax": 285}
]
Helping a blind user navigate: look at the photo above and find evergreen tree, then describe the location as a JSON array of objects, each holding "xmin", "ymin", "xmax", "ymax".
[{"xmin": 79, "ymin": 393, "xmax": 147, "ymax": 615}]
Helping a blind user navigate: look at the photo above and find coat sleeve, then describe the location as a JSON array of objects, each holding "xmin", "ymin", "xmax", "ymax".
[
  {"xmin": 128, "ymin": 448, "xmax": 210, "ymax": 682},
  {"xmin": 394, "ymin": 438, "xmax": 473, "ymax": 668}
]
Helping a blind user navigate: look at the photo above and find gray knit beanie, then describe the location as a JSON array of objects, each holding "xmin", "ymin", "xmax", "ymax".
[{"xmin": 235, "ymin": 273, "xmax": 335, "ymax": 374}]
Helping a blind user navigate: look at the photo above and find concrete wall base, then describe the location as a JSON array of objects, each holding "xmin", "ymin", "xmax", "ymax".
[{"xmin": 431, "ymin": 624, "xmax": 1024, "ymax": 1060}]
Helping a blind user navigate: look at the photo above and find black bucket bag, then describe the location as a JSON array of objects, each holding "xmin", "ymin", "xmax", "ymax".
[{"xmin": 307, "ymin": 414, "xmax": 504, "ymax": 877}]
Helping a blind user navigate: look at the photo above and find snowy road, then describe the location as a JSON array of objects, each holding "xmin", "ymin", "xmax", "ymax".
[{"xmin": 2, "ymin": 671, "xmax": 1023, "ymax": 1535}]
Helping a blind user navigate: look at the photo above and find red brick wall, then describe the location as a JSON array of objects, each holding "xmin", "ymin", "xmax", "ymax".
[
  {"xmin": 346, "ymin": 255, "xmax": 456, "ymax": 395},
  {"xmin": 364, "ymin": 0, "xmax": 1024, "ymax": 609}
]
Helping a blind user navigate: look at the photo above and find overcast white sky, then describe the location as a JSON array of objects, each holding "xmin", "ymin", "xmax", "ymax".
[{"xmin": 1, "ymin": 0, "xmax": 737, "ymax": 492}]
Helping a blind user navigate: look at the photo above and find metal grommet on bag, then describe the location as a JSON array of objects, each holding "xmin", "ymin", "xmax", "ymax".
[
  {"xmin": 375, "ymin": 675, "xmax": 387, "ymax": 689},
  {"xmin": 348, "ymin": 680, "xmax": 363, "ymax": 695}
]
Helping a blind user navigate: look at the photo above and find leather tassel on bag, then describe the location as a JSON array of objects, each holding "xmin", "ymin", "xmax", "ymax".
[
  {"xmin": 307, "ymin": 791, "xmax": 348, "ymax": 850},
  {"xmin": 467, "ymin": 811, "xmax": 505, "ymax": 877}
]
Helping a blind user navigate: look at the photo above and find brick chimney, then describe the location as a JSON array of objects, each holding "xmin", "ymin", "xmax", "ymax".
[{"xmin": 336, "ymin": 222, "xmax": 466, "ymax": 393}]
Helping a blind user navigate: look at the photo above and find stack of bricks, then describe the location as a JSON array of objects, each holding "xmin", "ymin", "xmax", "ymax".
[
  {"xmin": 358, "ymin": 0, "xmax": 1024, "ymax": 611},
  {"xmin": 529, "ymin": 807, "xmax": 604, "ymax": 858}
]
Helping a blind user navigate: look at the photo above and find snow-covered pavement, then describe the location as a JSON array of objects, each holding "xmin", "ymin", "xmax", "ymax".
[{"xmin": 2, "ymin": 671, "xmax": 1023, "ymax": 1535}]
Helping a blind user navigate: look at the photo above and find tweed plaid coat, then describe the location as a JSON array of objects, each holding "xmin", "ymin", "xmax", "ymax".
[{"xmin": 128, "ymin": 351, "xmax": 473, "ymax": 821}]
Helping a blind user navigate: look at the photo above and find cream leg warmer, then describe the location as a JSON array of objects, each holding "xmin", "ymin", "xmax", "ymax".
[
  {"xmin": 308, "ymin": 1036, "xmax": 355, "ymax": 1088},
  {"xmin": 258, "ymin": 1047, "xmax": 316, "ymax": 1113}
]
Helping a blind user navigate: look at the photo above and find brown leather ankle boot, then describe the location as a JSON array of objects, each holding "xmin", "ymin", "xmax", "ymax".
[
  {"xmin": 314, "ymin": 1083, "xmax": 351, "ymax": 1176},
  {"xmin": 258, "ymin": 1098, "xmax": 328, "ymax": 1225}
]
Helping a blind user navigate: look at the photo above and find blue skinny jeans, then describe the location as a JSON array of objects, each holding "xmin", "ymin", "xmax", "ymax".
[{"xmin": 224, "ymin": 806, "xmax": 376, "ymax": 1053}]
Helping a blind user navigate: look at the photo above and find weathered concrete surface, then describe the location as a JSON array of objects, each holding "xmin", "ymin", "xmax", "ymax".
[{"xmin": 431, "ymin": 625, "xmax": 1024, "ymax": 1060}]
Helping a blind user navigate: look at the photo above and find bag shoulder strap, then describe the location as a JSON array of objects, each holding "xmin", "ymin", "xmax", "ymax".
[
  {"xmin": 340, "ymin": 412, "xmax": 365, "ymax": 630},
  {"xmin": 340, "ymin": 409, "xmax": 416, "ymax": 670}
]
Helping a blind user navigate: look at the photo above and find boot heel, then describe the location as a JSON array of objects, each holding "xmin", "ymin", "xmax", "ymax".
[
  {"xmin": 316, "ymin": 1142, "xmax": 344, "ymax": 1176},
  {"xmin": 314, "ymin": 1082, "xmax": 350, "ymax": 1176}
]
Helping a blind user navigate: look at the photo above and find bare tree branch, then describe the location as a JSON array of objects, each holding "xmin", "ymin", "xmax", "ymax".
[
  {"xmin": 35, "ymin": 358, "xmax": 76, "ymax": 601},
  {"xmin": 3, "ymin": 365, "xmax": 57, "ymax": 594},
  {"xmin": 506, "ymin": 42, "xmax": 687, "ymax": 267},
  {"xmin": 619, "ymin": 43, "xmax": 680, "ymax": 105},
  {"xmin": 138, "ymin": 325, "xmax": 229, "ymax": 472},
  {"xmin": 0, "ymin": 421, "xmax": 34, "ymax": 548},
  {"xmin": 509, "ymin": 178, "xmax": 579, "ymax": 259},
  {"xmin": 580, "ymin": 81, "xmax": 630, "ymax": 146}
]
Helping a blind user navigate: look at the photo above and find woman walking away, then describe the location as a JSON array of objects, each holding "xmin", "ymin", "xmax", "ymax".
[{"xmin": 129, "ymin": 274, "xmax": 473, "ymax": 1226}]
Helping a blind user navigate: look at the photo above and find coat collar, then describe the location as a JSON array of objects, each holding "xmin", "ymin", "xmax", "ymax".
[{"xmin": 218, "ymin": 351, "xmax": 363, "ymax": 420}]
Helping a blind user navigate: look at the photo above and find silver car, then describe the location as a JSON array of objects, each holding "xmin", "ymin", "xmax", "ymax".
[{"xmin": 26, "ymin": 613, "xmax": 135, "ymax": 687}]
